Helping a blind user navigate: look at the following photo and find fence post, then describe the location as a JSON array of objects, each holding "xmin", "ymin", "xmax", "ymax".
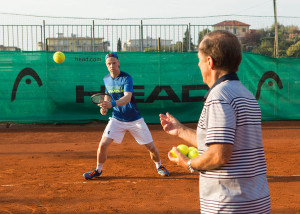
[
  {"xmin": 40, "ymin": 25, "xmax": 43, "ymax": 51},
  {"xmin": 188, "ymin": 23, "xmax": 191, "ymax": 52},
  {"xmin": 43, "ymin": 20, "xmax": 46, "ymax": 51},
  {"xmin": 158, "ymin": 37, "xmax": 161, "ymax": 52},
  {"xmin": 273, "ymin": 0, "xmax": 279, "ymax": 58},
  {"xmin": 92, "ymin": 20, "xmax": 95, "ymax": 52},
  {"xmin": 140, "ymin": 20, "xmax": 143, "ymax": 52}
]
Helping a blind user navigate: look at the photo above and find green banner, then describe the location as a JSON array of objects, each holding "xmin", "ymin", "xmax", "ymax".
[{"xmin": 0, "ymin": 51, "xmax": 299, "ymax": 124}]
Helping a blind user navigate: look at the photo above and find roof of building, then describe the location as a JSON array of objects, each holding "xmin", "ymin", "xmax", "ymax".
[{"xmin": 214, "ymin": 20, "xmax": 250, "ymax": 26}]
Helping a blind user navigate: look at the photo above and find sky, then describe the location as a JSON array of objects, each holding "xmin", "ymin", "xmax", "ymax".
[
  {"xmin": 2, "ymin": 0, "xmax": 300, "ymax": 19},
  {"xmin": 2, "ymin": 0, "xmax": 300, "ymax": 51}
]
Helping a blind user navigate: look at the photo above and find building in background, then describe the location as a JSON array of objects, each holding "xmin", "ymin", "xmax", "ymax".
[
  {"xmin": 213, "ymin": 20, "xmax": 250, "ymax": 40},
  {"xmin": 37, "ymin": 33, "xmax": 110, "ymax": 52},
  {"xmin": 123, "ymin": 36, "xmax": 172, "ymax": 52},
  {"xmin": 0, "ymin": 45, "xmax": 21, "ymax": 51}
]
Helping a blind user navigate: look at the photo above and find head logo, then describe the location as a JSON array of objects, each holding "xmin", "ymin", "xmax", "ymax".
[
  {"xmin": 11, "ymin": 68, "xmax": 43, "ymax": 102},
  {"xmin": 256, "ymin": 71, "xmax": 283, "ymax": 100}
]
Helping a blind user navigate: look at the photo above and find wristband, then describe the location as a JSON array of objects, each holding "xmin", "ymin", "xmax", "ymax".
[
  {"xmin": 111, "ymin": 101, "xmax": 116, "ymax": 107},
  {"xmin": 188, "ymin": 159, "xmax": 195, "ymax": 173}
]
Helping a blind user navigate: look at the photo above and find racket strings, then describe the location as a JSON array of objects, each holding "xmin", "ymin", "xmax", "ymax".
[{"xmin": 91, "ymin": 94, "xmax": 112, "ymax": 104}]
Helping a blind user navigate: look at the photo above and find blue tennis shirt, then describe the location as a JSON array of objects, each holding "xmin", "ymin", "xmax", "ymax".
[{"xmin": 103, "ymin": 71, "xmax": 141, "ymax": 122}]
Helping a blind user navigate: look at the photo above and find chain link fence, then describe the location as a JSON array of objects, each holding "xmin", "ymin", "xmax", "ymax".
[{"xmin": 0, "ymin": 14, "xmax": 300, "ymax": 57}]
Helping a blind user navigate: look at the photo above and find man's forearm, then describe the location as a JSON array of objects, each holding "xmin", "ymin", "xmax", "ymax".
[
  {"xmin": 115, "ymin": 92, "xmax": 132, "ymax": 106},
  {"xmin": 177, "ymin": 125, "xmax": 197, "ymax": 147},
  {"xmin": 188, "ymin": 143, "xmax": 233, "ymax": 171}
]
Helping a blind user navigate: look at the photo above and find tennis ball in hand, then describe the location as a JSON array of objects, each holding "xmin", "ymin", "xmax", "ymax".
[
  {"xmin": 188, "ymin": 146, "xmax": 198, "ymax": 153},
  {"xmin": 170, "ymin": 144, "xmax": 189, "ymax": 158},
  {"xmin": 177, "ymin": 144, "xmax": 189, "ymax": 156},
  {"xmin": 53, "ymin": 51, "xmax": 65, "ymax": 63},
  {"xmin": 170, "ymin": 149, "xmax": 177, "ymax": 158},
  {"xmin": 188, "ymin": 149, "xmax": 199, "ymax": 159}
]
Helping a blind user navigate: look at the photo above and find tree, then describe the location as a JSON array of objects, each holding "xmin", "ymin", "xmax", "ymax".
[
  {"xmin": 237, "ymin": 23, "xmax": 300, "ymax": 57},
  {"xmin": 278, "ymin": 40, "xmax": 293, "ymax": 57},
  {"xmin": 253, "ymin": 39, "xmax": 274, "ymax": 57},
  {"xmin": 183, "ymin": 28, "xmax": 194, "ymax": 52},
  {"xmin": 197, "ymin": 28, "xmax": 211, "ymax": 46},
  {"xmin": 286, "ymin": 41, "xmax": 300, "ymax": 57},
  {"xmin": 241, "ymin": 30, "xmax": 261, "ymax": 52},
  {"xmin": 117, "ymin": 38, "xmax": 122, "ymax": 52},
  {"xmin": 286, "ymin": 25, "xmax": 300, "ymax": 45},
  {"xmin": 287, "ymin": 25, "xmax": 299, "ymax": 34}
]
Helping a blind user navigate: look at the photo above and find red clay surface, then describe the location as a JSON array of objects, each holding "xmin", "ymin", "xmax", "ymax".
[{"xmin": 0, "ymin": 121, "xmax": 300, "ymax": 214}]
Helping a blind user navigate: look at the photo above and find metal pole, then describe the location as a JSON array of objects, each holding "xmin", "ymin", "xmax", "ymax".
[
  {"xmin": 158, "ymin": 37, "xmax": 161, "ymax": 52},
  {"xmin": 273, "ymin": 0, "xmax": 279, "ymax": 58},
  {"xmin": 188, "ymin": 23, "xmax": 191, "ymax": 52},
  {"xmin": 92, "ymin": 20, "xmax": 95, "ymax": 52},
  {"xmin": 140, "ymin": 20, "xmax": 143, "ymax": 52}
]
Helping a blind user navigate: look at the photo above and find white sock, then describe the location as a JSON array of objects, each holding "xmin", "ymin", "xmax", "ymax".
[
  {"xmin": 154, "ymin": 161, "xmax": 162, "ymax": 169},
  {"xmin": 96, "ymin": 163, "xmax": 104, "ymax": 173}
]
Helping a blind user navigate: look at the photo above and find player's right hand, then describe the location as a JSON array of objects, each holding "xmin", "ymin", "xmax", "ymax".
[{"xmin": 99, "ymin": 100, "xmax": 113, "ymax": 109}]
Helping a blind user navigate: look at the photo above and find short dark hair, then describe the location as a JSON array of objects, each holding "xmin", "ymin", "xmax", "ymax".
[{"xmin": 199, "ymin": 30, "xmax": 242, "ymax": 73}]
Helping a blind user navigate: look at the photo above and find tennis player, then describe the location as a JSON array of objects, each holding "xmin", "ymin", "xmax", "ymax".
[
  {"xmin": 160, "ymin": 30, "xmax": 270, "ymax": 213},
  {"xmin": 83, "ymin": 52, "xmax": 169, "ymax": 179}
]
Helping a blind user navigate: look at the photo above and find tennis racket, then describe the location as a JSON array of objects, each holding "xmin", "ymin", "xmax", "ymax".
[{"xmin": 90, "ymin": 93, "xmax": 112, "ymax": 105}]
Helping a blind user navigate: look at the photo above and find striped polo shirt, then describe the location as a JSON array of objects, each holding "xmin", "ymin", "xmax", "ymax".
[{"xmin": 197, "ymin": 73, "xmax": 270, "ymax": 214}]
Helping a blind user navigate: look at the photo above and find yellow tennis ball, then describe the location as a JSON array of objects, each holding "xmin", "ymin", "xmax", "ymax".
[
  {"xmin": 170, "ymin": 144, "xmax": 189, "ymax": 158},
  {"xmin": 177, "ymin": 144, "xmax": 189, "ymax": 156},
  {"xmin": 170, "ymin": 149, "xmax": 177, "ymax": 158},
  {"xmin": 188, "ymin": 146, "xmax": 197, "ymax": 153},
  {"xmin": 53, "ymin": 51, "xmax": 65, "ymax": 63},
  {"xmin": 188, "ymin": 149, "xmax": 199, "ymax": 159}
]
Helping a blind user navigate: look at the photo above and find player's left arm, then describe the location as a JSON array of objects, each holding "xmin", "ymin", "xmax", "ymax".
[
  {"xmin": 114, "ymin": 91, "xmax": 132, "ymax": 106},
  {"xmin": 114, "ymin": 74, "xmax": 133, "ymax": 107},
  {"xmin": 100, "ymin": 75, "xmax": 133, "ymax": 108},
  {"xmin": 100, "ymin": 92, "xmax": 132, "ymax": 109}
]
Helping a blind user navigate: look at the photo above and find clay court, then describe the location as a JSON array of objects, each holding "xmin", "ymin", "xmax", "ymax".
[{"xmin": 0, "ymin": 121, "xmax": 299, "ymax": 214}]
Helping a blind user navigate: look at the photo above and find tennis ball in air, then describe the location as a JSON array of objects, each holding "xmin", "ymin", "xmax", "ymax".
[
  {"xmin": 53, "ymin": 51, "xmax": 65, "ymax": 63},
  {"xmin": 188, "ymin": 149, "xmax": 199, "ymax": 159},
  {"xmin": 170, "ymin": 144, "xmax": 189, "ymax": 158}
]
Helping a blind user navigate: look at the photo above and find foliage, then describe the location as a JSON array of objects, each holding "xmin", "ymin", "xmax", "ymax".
[
  {"xmin": 242, "ymin": 30, "xmax": 261, "ymax": 52},
  {"xmin": 183, "ymin": 28, "xmax": 195, "ymax": 52},
  {"xmin": 252, "ymin": 39, "xmax": 274, "ymax": 57},
  {"xmin": 197, "ymin": 28, "xmax": 211, "ymax": 46},
  {"xmin": 286, "ymin": 41, "xmax": 300, "ymax": 57},
  {"xmin": 242, "ymin": 23, "xmax": 300, "ymax": 58}
]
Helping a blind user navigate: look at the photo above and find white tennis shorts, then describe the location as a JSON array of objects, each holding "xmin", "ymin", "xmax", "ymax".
[{"xmin": 102, "ymin": 117, "xmax": 153, "ymax": 145}]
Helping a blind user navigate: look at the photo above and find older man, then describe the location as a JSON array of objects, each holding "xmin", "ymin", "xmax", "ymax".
[{"xmin": 160, "ymin": 30, "xmax": 270, "ymax": 213}]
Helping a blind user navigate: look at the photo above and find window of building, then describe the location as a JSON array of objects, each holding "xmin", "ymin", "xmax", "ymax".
[{"xmin": 242, "ymin": 28, "xmax": 246, "ymax": 32}]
